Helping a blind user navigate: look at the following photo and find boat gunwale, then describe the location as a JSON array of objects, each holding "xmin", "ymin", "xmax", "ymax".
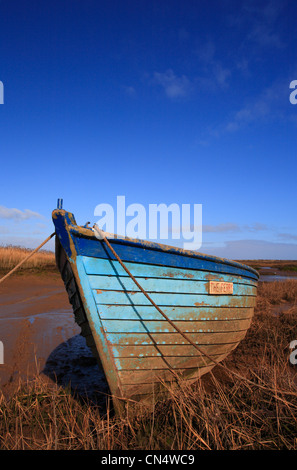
[{"xmin": 65, "ymin": 223, "xmax": 259, "ymax": 279}]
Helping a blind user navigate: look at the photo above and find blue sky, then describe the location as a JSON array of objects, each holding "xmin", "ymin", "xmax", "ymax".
[{"xmin": 0, "ymin": 0, "xmax": 296, "ymax": 259}]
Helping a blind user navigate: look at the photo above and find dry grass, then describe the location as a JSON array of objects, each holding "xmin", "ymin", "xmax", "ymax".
[
  {"xmin": 0, "ymin": 246, "xmax": 56, "ymax": 272},
  {"xmin": 1, "ymin": 280, "xmax": 297, "ymax": 450},
  {"xmin": 255, "ymin": 280, "xmax": 297, "ymax": 314},
  {"xmin": 242, "ymin": 259, "xmax": 297, "ymax": 272}
]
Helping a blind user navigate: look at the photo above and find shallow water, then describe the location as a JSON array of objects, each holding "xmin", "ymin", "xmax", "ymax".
[
  {"xmin": 0, "ymin": 305, "xmax": 109, "ymax": 407},
  {"xmin": 258, "ymin": 266, "xmax": 297, "ymax": 282},
  {"xmin": 259, "ymin": 274, "xmax": 297, "ymax": 282},
  {"xmin": 43, "ymin": 333, "xmax": 110, "ymax": 407},
  {"xmin": 0, "ymin": 276, "xmax": 109, "ymax": 407}
]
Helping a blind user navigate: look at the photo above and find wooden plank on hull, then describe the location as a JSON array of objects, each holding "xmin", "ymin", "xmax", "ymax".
[
  {"xmin": 82, "ymin": 257, "xmax": 258, "ymax": 286},
  {"xmin": 87, "ymin": 274, "xmax": 257, "ymax": 296},
  {"xmin": 117, "ymin": 357, "xmax": 227, "ymax": 384},
  {"xmin": 110, "ymin": 341, "xmax": 238, "ymax": 358},
  {"xmin": 101, "ymin": 318, "xmax": 253, "ymax": 334},
  {"xmin": 105, "ymin": 330, "xmax": 248, "ymax": 346},
  {"xmin": 97, "ymin": 305, "xmax": 254, "ymax": 321},
  {"xmin": 120, "ymin": 365, "xmax": 215, "ymax": 397},
  {"xmin": 92, "ymin": 289, "xmax": 256, "ymax": 308},
  {"xmin": 114, "ymin": 353, "xmax": 231, "ymax": 371}
]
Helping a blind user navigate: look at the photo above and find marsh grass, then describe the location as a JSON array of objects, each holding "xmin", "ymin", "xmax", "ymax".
[
  {"xmin": 1, "ymin": 280, "xmax": 297, "ymax": 450},
  {"xmin": 256, "ymin": 279, "xmax": 297, "ymax": 312},
  {"xmin": 0, "ymin": 245, "xmax": 56, "ymax": 273},
  {"xmin": 242, "ymin": 260, "xmax": 297, "ymax": 271}
]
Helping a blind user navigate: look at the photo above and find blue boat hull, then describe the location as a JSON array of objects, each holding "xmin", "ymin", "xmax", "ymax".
[{"xmin": 53, "ymin": 209, "xmax": 259, "ymax": 410}]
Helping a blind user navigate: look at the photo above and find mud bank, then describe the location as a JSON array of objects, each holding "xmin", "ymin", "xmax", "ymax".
[{"xmin": 0, "ymin": 274, "xmax": 109, "ymax": 404}]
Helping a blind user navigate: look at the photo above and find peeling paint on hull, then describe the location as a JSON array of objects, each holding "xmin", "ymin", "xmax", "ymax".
[{"xmin": 52, "ymin": 209, "xmax": 259, "ymax": 411}]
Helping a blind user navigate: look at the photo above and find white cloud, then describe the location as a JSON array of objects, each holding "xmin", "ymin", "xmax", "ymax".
[
  {"xmin": 0, "ymin": 235, "xmax": 54, "ymax": 251},
  {"xmin": 226, "ymin": 93, "xmax": 272, "ymax": 130},
  {"xmin": 170, "ymin": 222, "xmax": 267, "ymax": 234},
  {"xmin": 203, "ymin": 223, "xmax": 240, "ymax": 233},
  {"xmin": 204, "ymin": 222, "xmax": 267, "ymax": 233},
  {"xmin": 123, "ymin": 86, "xmax": 136, "ymax": 97},
  {"xmin": 228, "ymin": 0, "xmax": 284, "ymax": 51},
  {"xmin": 213, "ymin": 63, "xmax": 231, "ymax": 88},
  {"xmin": 195, "ymin": 40, "xmax": 231, "ymax": 89},
  {"xmin": 245, "ymin": 0, "xmax": 284, "ymax": 49},
  {"xmin": 244, "ymin": 223, "xmax": 268, "ymax": 232},
  {"xmin": 207, "ymin": 76, "xmax": 291, "ymax": 137},
  {"xmin": 0, "ymin": 205, "xmax": 43, "ymax": 221},
  {"xmin": 202, "ymin": 239, "xmax": 297, "ymax": 260},
  {"xmin": 152, "ymin": 69, "xmax": 192, "ymax": 99},
  {"xmin": 278, "ymin": 233, "xmax": 297, "ymax": 242}
]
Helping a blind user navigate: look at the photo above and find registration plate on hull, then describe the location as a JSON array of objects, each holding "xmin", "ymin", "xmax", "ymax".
[{"xmin": 209, "ymin": 281, "xmax": 233, "ymax": 295}]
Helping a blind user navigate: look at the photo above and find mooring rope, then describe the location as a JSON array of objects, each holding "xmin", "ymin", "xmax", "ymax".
[
  {"xmin": 93, "ymin": 224, "xmax": 296, "ymax": 400},
  {"xmin": 0, "ymin": 232, "xmax": 56, "ymax": 285}
]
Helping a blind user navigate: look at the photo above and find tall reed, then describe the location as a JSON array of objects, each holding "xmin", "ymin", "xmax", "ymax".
[{"xmin": 0, "ymin": 246, "xmax": 55, "ymax": 271}]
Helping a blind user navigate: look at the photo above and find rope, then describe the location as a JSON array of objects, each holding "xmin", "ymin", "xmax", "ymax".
[
  {"xmin": 0, "ymin": 232, "xmax": 56, "ymax": 285},
  {"xmin": 92, "ymin": 224, "xmax": 296, "ymax": 399}
]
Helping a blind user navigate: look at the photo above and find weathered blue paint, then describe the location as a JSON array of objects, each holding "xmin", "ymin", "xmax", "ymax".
[
  {"xmin": 87, "ymin": 274, "xmax": 256, "ymax": 295},
  {"xmin": 105, "ymin": 329, "xmax": 248, "ymax": 346},
  {"xmin": 53, "ymin": 211, "xmax": 77, "ymax": 260},
  {"xmin": 100, "ymin": 318, "xmax": 252, "ymax": 334},
  {"xmin": 92, "ymin": 290, "xmax": 255, "ymax": 308},
  {"xmin": 96, "ymin": 305, "xmax": 252, "ymax": 321},
  {"xmin": 74, "ymin": 234, "xmax": 258, "ymax": 280},
  {"xmin": 52, "ymin": 208, "xmax": 259, "ymax": 409}
]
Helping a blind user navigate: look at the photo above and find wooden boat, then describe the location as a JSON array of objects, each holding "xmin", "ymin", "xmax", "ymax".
[{"xmin": 52, "ymin": 206, "xmax": 259, "ymax": 411}]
